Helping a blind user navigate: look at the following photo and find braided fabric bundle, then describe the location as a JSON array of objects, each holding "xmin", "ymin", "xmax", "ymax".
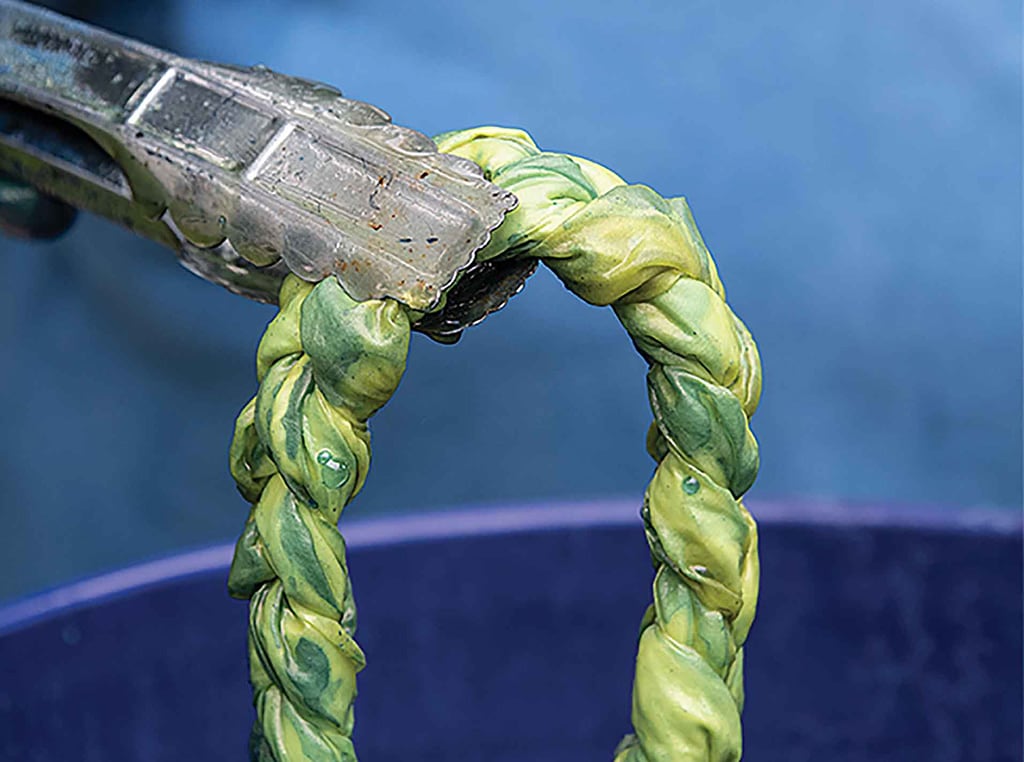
[
  {"xmin": 228, "ymin": 275, "xmax": 410, "ymax": 760},
  {"xmin": 437, "ymin": 127, "xmax": 763, "ymax": 762},
  {"xmin": 228, "ymin": 126, "xmax": 762, "ymax": 761}
]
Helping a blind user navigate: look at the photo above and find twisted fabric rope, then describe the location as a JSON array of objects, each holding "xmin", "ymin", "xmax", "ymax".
[
  {"xmin": 228, "ymin": 274, "xmax": 410, "ymax": 760},
  {"xmin": 436, "ymin": 127, "xmax": 762, "ymax": 762},
  {"xmin": 228, "ymin": 126, "xmax": 761, "ymax": 761}
]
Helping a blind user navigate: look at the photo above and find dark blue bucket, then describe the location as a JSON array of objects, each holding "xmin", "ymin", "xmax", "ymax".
[{"xmin": 1, "ymin": 501, "xmax": 1020, "ymax": 761}]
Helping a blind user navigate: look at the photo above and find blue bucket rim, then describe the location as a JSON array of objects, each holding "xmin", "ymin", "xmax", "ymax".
[{"xmin": 1, "ymin": 498, "xmax": 1018, "ymax": 637}]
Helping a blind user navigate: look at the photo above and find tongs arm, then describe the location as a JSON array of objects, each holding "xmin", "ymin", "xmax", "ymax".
[{"xmin": 0, "ymin": 0, "xmax": 517, "ymax": 312}]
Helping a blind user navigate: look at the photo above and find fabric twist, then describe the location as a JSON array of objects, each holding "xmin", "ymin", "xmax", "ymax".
[
  {"xmin": 436, "ymin": 127, "xmax": 763, "ymax": 762},
  {"xmin": 228, "ymin": 275, "xmax": 410, "ymax": 760},
  {"xmin": 227, "ymin": 124, "xmax": 762, "ymax": 762}
]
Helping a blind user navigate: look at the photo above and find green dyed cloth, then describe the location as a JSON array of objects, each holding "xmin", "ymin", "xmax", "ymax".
[{"xmin": 229, "ymin": 127, "xmax": 762, "ymax": 761}]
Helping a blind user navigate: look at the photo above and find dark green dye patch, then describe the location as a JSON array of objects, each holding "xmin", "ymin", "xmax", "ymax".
[
  {"xmin": 283, "ymin": 363, "xmax": 313, "ymax": 460},
  {"xmin": 294, "ymin": 637, "xmax": 331, "ymax": 707},
  {"xmin": 279, "ymin": 499, "xmax": 339, "ymax": 613}
]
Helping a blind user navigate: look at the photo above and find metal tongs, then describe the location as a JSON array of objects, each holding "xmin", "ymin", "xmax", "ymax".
[{"xmin": 0, "ymin": 0, "xmax": 528, "ymax": 341}]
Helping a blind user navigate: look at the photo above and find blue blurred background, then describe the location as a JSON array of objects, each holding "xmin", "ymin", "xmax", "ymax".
[{"xmin": 1, "ymin": 0, "xmax": 1020, "ymax": 602}]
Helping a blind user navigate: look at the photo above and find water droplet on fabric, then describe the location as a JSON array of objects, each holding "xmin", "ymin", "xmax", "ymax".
[
  {"xmin": 316, "ymin": 449, "xmax": 349, "ymax": 488},
  {"xmin": 682, "ymin": 476, "xmax": 700, "ymax": 495}
]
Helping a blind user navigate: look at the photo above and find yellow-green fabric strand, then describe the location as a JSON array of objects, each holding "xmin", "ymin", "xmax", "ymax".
[
  {"xmin": 229, "ymin": 275, "xmax": 409, "ymax": 761},
  {"xmin": 437, "ymin": 126, "xmax": 763, "ymax": 762}
]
